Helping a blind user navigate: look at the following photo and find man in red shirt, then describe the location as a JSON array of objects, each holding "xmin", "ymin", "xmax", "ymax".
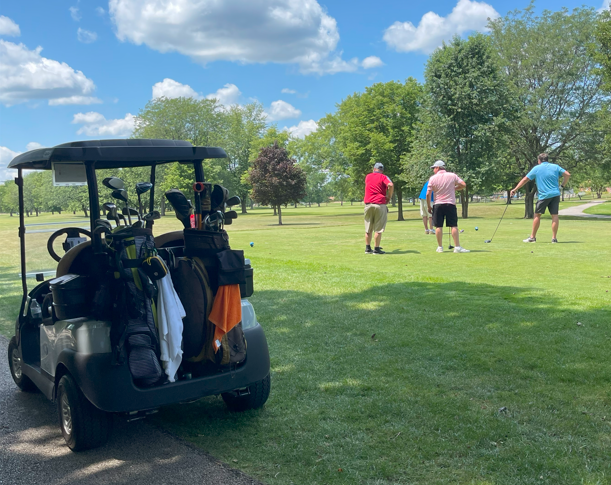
[{"xmin": 364, "ymin": 163, "xmax": 394, "ymax": 254}]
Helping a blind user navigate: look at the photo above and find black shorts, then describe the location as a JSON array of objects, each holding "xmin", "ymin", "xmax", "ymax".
[
  {"xmin": 535, "ymin": 195, "xmax": 560, "ymax": 215},
  {"xmin": 432, "ymin": 204, "xmax": 458, "ymax": 228}
]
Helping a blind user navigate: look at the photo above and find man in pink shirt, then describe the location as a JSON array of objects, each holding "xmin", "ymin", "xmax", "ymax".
[{"xmin": 426, "ymin": 160, "xmax": 470, "ymax": 253}]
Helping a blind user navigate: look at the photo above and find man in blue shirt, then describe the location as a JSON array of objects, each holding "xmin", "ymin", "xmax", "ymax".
[
  {"xmin": 511, "ymin": 153, "xmax": 571, "ymax": 243},
  {"xmin": 418, "ymin": 180, "xmax": 434, "ymax": 234}
]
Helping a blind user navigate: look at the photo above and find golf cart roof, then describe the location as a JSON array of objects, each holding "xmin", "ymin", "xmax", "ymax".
[{"xmin": 8, "ymin": 139, "xmax": 227, "ymax": 171}]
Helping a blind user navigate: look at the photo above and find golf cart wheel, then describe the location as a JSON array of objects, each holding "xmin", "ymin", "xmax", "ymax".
[
  {"xmin": 8, "ymin": 337, "xmax": 36, "ymax": 392},
  {"xmin": 221, "ymin": 374, "xmax": 271, "ymax": 412},
  {"xmin": 57, "ymin": 374, "xmax": 112, "ymax": 451}
]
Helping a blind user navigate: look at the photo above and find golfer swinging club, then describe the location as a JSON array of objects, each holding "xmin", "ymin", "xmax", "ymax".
[
  {"xmin": 510, "ymin": 153, "xmax": 570, "ymax": 243},
  {"xmin": 426, "ymin": 160, "xmax": 469, "ymax": 253},
  {"xmin": 364, "ymin": 162, "xmax": 393, "ymax": 254}
]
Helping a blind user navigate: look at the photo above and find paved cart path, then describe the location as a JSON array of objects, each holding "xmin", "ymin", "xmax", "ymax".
[
  {"xmin": 0, "ymin": 335, "xmax": 264, "ymax": 485},
  {"xmin": 558, "ymin": 200, "xmax": 611, "ymax": 219}
]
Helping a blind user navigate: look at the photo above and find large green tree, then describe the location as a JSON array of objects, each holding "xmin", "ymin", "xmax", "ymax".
[
  {"xmin": 336, "ymin": 79, "xmax": 422, "ymax": 220},
  {"xmin": 489, "ymin": 5, "xmax": 605, "ymax": 218},
  {"xmin": 424, "ymin": 33, "xmax": 514, "ymax": 218}
]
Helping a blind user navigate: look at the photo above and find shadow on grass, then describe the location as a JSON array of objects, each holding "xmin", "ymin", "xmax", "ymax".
[
  {"xmin": 386, "ymin": 250, "xmax": 421, "ymax": 255},
  {"xmin": 154, "ymin": 280, "xmax": 610, "ymax": 484}
]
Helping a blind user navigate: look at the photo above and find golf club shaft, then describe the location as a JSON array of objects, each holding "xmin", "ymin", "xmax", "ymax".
[{"xmin": 488, "ymin": 203, "xmax": 509, "ymax": 243}]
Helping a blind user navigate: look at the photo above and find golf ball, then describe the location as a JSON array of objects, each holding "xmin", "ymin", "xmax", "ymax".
[
  {"xmin": 475, "ymin": 227, "xmax": 478, "ymax": 231},
  {"xmin": 250, "ymin": 242, "xmax": 254, "ymax": 247}
]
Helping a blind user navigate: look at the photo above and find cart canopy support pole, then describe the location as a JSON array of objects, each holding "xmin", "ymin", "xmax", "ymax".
[
  {"xmin": 16, "ymin": 169, "xmax": 28, "ymax": 323},
  {"xmin": 149, "ymin": 163, "xmax": 156, "ymax": 214}
]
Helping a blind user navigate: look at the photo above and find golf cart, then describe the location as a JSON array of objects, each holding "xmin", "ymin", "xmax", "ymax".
[{"xmin": 7, "ymin": 139, "xmax": 270, "ymax": 451}]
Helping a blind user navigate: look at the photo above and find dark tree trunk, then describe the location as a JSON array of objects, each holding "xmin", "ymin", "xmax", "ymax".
[
  {"xmin": 82, "ymin": 205, "xmax": 88, "ymax": 217},
  {"xmin": 294, "ymin": 202, "xmax": 297, "ymax": 208},
  {"xmin": 241, "ymin": 198, "xmax": 248, "ymax": 214},
  {"xmin": 340, "ymin": 199, "xmax": 343, "ymax": 206},
  {"xmin": 58, "ymin": 209, "xmax": 61, "ymax": 214},
  {"xmin": 250, "ymin": 200, "xmax": 254, "ymax": 210},
  {"xmin": 160, "ymin": 198, "xmax": 166, "ymax": 216},
  {"xmin": 396, "ymin": 187, "xmax": 404, "ymax": 221},
  {"xmin": 35, "ymin": 207, "xmax": 39, "ymax": 216},
  {"xmin": 278, "ymin": 205, "xmax": 282, "ymax": 225},
  {"xmin": 350, "ymin": 200, "xmax": 353, "ymax": 206},
  {"xmin": 391, "ymin": 193, "xmax": 396, "ymax": 207},
  {"xmin": 506, "ymin": 190, "xmax": 512, "ymax": 204},
  {"xmin": 317, "ymin": 202, "xmax": 320, "ymax": 207},
  {"xmin": 273, "ymin": 205, "xmax": 277, "ymax": 216},
  {"xmin": 10, "ymin": 210, "xmax": 13, "ymax": 216},
  {"xmin": 461, "ymin": 186, "xmax": 469, "ymax": 219}
]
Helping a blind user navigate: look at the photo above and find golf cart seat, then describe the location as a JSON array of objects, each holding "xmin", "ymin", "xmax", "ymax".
[
  {"xmin": 155, "ymin": 231, "xmax": 184, "ymax": 248},
  {"xmin": 56, "ymin": 241, "xmax": 93, "ymax": 278}
]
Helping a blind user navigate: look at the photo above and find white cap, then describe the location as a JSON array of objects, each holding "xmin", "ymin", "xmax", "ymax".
[{"xmin": 430, "ymin": 160, "xmax": 446, "ymax": 168}]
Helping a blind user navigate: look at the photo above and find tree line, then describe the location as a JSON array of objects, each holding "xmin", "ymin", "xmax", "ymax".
[{"xmin": 1, "ymin": 5, "xmax": 609, "ymax": 221}]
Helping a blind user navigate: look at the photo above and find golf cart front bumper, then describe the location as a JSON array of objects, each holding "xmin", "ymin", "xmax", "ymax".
[{"xmin": 57, "ymin": 324, "xmax": 270, "ymax": 413}]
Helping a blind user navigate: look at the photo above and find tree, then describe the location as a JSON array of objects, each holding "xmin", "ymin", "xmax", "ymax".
[
  {"xmin": 336, "ymin": 79, "xmax": 422, "ymax": 220},
  {"xmin": 222, "ymin": 103, "xmax": 267, "ymax": 213},
  {"xmin": 489, "ymin": 5, "xmax": 605, "ymax": 218},
  {"xmin": 593, "ymin": 7, "xmax": 611, "ymax": 92},
  {"xmin": 247, "ymin": 143, "xmax": 307, "ymax": 224},
  {"xmin": 424, "ymin": 33, "xmax": 514, "ymax": 218}
]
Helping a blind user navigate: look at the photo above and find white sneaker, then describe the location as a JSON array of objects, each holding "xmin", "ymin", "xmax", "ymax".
[
  {"xmin": 436, "ymin": 246, "xmax": 444, "ymax": 253},
  {"xmin": 523, "ymin": 237, "xmax": 536, "ymax": 243},
  {"xmin": 453, "ymin": 246, "xmax": 470, "ymax": 253}
]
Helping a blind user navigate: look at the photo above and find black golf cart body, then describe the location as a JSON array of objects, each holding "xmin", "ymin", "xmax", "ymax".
[{"xmin": 7, "ymin": 139, "xmax": 270, "ymax": 449}]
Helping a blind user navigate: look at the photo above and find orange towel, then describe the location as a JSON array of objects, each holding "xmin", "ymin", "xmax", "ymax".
[{"xmin": 208, "ymin": 284, "xmax": 242, "ymax": 352}]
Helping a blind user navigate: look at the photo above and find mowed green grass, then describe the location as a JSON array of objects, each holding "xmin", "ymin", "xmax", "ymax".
[
  {"xmin": 584, "ymin": 201, "xmax": 611, "ymax": 216},
  {"xmin": 1, "ymin": 202, "xmax": 610, "ymax": 484}
]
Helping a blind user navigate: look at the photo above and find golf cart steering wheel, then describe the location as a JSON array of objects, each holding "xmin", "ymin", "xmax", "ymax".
[{"xmin": 47, "ymin": 227, "xmax": 93, "ymax": 262}]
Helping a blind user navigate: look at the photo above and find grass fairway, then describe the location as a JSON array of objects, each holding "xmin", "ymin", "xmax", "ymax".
[
  {"xmin": 584, "ymin": 201, "xmax": 611, "ymax": 216},
  {"xmin": 1, "ymin": 202, "xmax": 610, "ymax": 484}
]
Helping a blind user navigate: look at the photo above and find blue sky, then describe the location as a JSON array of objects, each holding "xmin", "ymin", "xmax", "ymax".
[{"xmin": 1, "ymin": 0, "xmax": 608, "ymax": 180}]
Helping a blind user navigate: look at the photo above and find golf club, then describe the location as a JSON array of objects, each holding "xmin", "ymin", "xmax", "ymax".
[
  {"xmin": 448, "ymin": 227, "xmax": 454, "ymax": 250},
  {"xmin": 143, "ymin": 210, "xmax": 161, "ymax": 229},
  {"xmin": 122, "ymin": 207, "xmax": 139, "ymax": 226},
  {"xmin": 226, "ymin": 195, "xmax": 241, "ymax": 208},
  {"xmin": 103, "ymin": 177, "xmax": 125, "ymax": 191},
  {"xmin": 193, "ymin": 182, "xmax": 205, "ymax": 230},
  {"xmin": 484, "ymin": 203, "xmax": 510, "ymax": 244},
  {"xmin": 131, "ymin": 220, "xmax": 143, "ymax": 229},
  {"xmin": 135, "ymin": 182, "xmax": 153, "ymax": 221},
  {"xmin": 102, "ymin": 202, "xmax": 119, "ymax": 227},
  {"xmin": 165, "ymin": 189, "xmax": 192, "ymax": 229},
  {"xmin": 111, "ymin": 189, "xmax": 131, "ymax": 224}
]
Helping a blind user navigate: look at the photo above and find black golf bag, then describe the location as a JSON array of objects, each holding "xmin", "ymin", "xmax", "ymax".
[{"xmin": 107, "ymin": 227, "xmax": 164, "ymax": 387}]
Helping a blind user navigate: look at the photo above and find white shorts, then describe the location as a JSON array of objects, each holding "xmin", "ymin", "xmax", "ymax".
[{"xmin": 419, "ymin": 199, "xmax": 431, "ymax": 218}]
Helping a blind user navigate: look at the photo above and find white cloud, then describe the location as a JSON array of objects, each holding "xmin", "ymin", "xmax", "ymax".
[
  {"xmin": 69, "ymin": 6, "xmax": 81, "ymax": 22},
  {"xmin": 72, "ymin": 112, "xmax": 135, "ymax": 137},
  {"xmin": 109, "ymin": 0, "xmax": 363, "ymax": 75},
  {"xmin": 266, "ymin": 100, "xmax": 301, "ymax": 121},
  {"xmin": 284, "ymin": 119, "xmax": 318, "ymax": 138},
  {"xmin": 0, "ymin": 40, "xmax": 97, "ymax": 106},
  {"xmin": 383, "ymin": 0, "xmax": 499, "ymax": 54},
  {"xmin": 282, "ymin": 88, "xmax": 297, "ymax": 94},
  {"xmin": 77, "ymin": 28, "xmax": 98, "ymax": 44},
  {"xmin": 152, "ymin": 78, "xmax": 201, "ymax": 99},
  {"xmin": 600, "ymin": 0, "xmax": 610, "ymax": 11},
  {"xmin": 361, "ymin": 56, "xmax": 384, "ymax": 69},
  {"xmin": 206, "ymin": 83, "xmax": 241, "ymax": 106},
  {"xmin": 26, "ymin": 142, "xmax": 45, "ymax": 151},
  {"xmin": 48, "ymin": 95, "xmax": 102, "ymax": 105},
  {"xmin": 96, "ymin": 7, "xmax": 106, "ymax": 16},
  {"xmin": 0, "ymin": 146, "xmax": 19, "ymax": 182},
  {"xmin": 0, "ymin": 16, "xmax": 20, "ymax": 36}
]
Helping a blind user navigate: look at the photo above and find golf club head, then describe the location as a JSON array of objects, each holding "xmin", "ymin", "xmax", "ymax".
[
  {"xmin": 226, "ymin": 195, "xmax": 241, "ymax": 208},
  {"xmin": 225, "ymin": 210, "xmax": 238, "ymax": 219},
  {"xmin": 103, "ymin": 177, "xmax": 125, "ymax": 190},
  {"xmin": 117, "ymin": 214, "xmax": 127, "ymax": 226},
  {"xmin": 136, "ymin": 182, "xmax": 153, "ymax": 196},
  {"xmin": 131, "ymin": 221, "xmax": 143, "ymax": 229},
  {"xmin": 111, "ymin": 189, "xmax": 129, "ymax": 204},
  {"xmin": 102, "ymin": 202, "xmax": 116, "ymax": 212},
  {"xmin": 94, "ymin": 219, "xmax": 113, "ymax": 231},
  {"xmin": 122, "ymin": 207, "xmax": 139, "ymax": 216},
  {"xmin": 165, "ymin": 189, "xmax": 192, "ymax": 229},
  {"xmin": 484, "ymin": 240, "xmax": 492, "ymax": 243},
  {"xmin": 143, "ymin": 210, "xmax": 161, "ymax": 221}
]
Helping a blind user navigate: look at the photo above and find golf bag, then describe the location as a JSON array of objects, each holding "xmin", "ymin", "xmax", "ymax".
[
  {"xmin": 174, "ymin": 230, "xmax": 247, "ymax": 367},
  {"xmin": 108, "ymin": 227, "xmax": 164, "ymax": 387}
]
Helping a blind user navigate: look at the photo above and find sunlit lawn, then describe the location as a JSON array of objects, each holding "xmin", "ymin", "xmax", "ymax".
[{"xmin": 1, "ymin": 200, "xmax": 610, "ymax": 484}]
